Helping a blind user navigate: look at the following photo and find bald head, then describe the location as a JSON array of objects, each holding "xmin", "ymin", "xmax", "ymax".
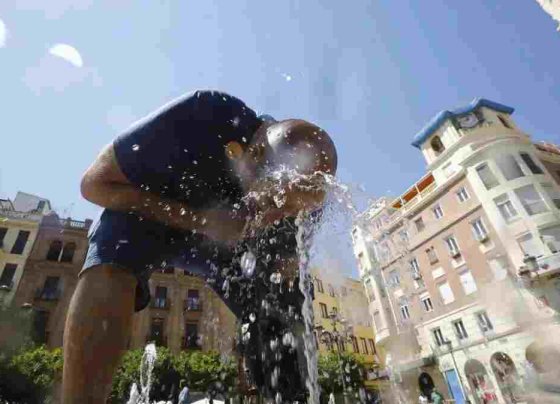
[{"xmin": 262, "ymin": 119, "xmax": 337, "ymax": 176}]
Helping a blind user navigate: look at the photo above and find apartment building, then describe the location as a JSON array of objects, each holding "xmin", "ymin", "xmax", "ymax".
[
  {"xmin": 0, "ymin": 192, "xmax": 51, "ymax": 306},
  {"xmin": 353, "ymin": 98, "xmax": 560, "ymax": 404},
  {"xmin": 312, "ymin": 272, "xmax": 380, "ymax": 391}
]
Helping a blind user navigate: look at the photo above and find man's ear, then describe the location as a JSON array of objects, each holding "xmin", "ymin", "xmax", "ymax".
[{"xmin": 225, "ymin": 141, "xmax": 244, "ymax": 161}]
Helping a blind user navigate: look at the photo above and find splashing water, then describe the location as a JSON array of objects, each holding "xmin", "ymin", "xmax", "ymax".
[{"xmin": 127, "ymin": 343, "xmax": 158, "ymax": 404}]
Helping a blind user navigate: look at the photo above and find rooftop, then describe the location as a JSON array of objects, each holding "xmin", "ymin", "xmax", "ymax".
[{"xmin": 411, "ymin": 98, "xmax": 515, "ymax": 149}]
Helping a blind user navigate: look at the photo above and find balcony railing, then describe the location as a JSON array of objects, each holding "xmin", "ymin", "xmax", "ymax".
[
  {"xmin": 0, "ymin": 280, "xmax": 14, "ymax": 290},
  {"xmin": 146, "ymin": 334, "xmax": 167, "ymax": 347},
  {"xmin": 185, "ymin": 299, "xmax": 202, "ymax": 311},
  {"xmin": 150, "ymin": 299, "xmax": 169, "ymax": 310},
  {"xmin": 0, "ymin": 209, "xmax": 42, "ymax": 222},
  {"xmin": 34, "ymin": 288, "xmax": 61, "ymax": 301},
  {"xmin": 182, "ymin": 336, "xmax": 201, "ymax": 350}
]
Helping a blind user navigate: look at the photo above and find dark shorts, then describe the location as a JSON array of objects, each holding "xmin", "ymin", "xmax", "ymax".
[{"xmin": 82, "ymin": 209, "xmax": 236, "ymax": 312}]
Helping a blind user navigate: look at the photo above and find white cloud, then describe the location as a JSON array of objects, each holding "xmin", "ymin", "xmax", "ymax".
[
  {"xmin": 49, "ymin": 43, "xmax": 83, "ymax": 67},
  {"xmin": 23, "ymin": 52, "xmax": 101, "ymax": 95},
  {"xmin": 0, "ymin": 18, "xmax": 7, "ymax": 48}
]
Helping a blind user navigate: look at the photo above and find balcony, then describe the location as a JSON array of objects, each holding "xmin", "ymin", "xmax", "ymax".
[
  {"xmin": 182, "ymin": 336, "xmax": 201, "ymax": 350},
  {"xmin": 150, "ymin": 299, "xmax": 169, "ymax": 310},
  {"xmin": 0, "ymin": 280, "xmax": 14, "ymax": 291},
  {"xmin": 145, "ymin": 334, "xmax": 167, "ymax": 347},
  {"xmin": 34, "ymin": 288, "xmax": 61, "ymax": 301},
  {"xmin": 518, "ymin": 253, "xmax": 560, "ymax": 287},
  {"xmin": 184, "ymin": 298, "xmax": 202, "ymax": 312}
]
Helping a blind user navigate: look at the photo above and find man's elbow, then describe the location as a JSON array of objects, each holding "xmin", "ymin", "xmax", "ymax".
[{"xmin": 80, "ymin": 173, "xmax": 104, "ymax": 206}]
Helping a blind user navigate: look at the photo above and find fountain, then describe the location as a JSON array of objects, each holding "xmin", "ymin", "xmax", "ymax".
[{"xmin": 124, "ymin": 168, "xmax": 372, "ymax": 404}]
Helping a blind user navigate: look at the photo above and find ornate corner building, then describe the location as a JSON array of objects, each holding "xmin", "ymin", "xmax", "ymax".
[{"xmin": 353, "ymin": 99, "xmax": 560, "ymax": 404}]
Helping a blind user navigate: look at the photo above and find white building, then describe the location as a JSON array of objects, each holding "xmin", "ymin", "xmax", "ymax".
[{"xmin": 353, "ymin": 98, "xmax": 560, "ymax": 404}]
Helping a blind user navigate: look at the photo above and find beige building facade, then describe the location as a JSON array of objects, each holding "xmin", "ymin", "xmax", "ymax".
[
  {"xmin": 0, "ymin": 192, "xmax": 51, "ymax": 307},
  {"xmin": 353, "ymin": 99, "xmax": 560, "ymax": 404}
]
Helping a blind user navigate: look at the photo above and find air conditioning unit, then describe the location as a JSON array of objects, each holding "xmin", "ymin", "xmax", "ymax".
[
  {"xmin": 412, "ymin": 272, "xmax": 422, "ymax": 281},
  {"xmin": 451, "ymin": 251, "xmax": 461, "ymax": 259}
]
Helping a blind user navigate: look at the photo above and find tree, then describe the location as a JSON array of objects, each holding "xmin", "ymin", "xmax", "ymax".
[
  {"xmin": 318, "ymin": 352, "xmax": 366, "ymax": 396},
  {"xmin": 0, "ymin": 345, "xmax": 63, "ymax": 404},
  {"xmin": 173, "ymin": 350, "xmax": 237, "ymax": 395}
]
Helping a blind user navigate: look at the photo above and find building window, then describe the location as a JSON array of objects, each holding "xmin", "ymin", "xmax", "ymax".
[
  {"xmin": 471, "ymin": 218, "xmax": 489, "ymax": 241},
  {"xmin": 154, "ymin": 286, "xmax": 168, "ymax": 309},
  {"xmin": 46, "ymin": 240, "xmax": 63, "ymax": 261},
  {"xmin": 399, "ymin": 230, "xmax": 409, "ymax": 243},
  {"xmin": 438, "ymin": 282, "xmax": 455, "ymax": 305},
  {"xmin": 328, "ymin": 284, "xmax": 335, "ymax": 297},
  {"xmin": 515, "ymin": 185, "xmax": 548, "ymax": 216},
  {"xmin": 10, "ymin": 230, "xmax": 30, "ymax": 255},
  {"xmin": 320, "ymin": 303, "xmax": 328, "ymax": 319},
  {"xmin": 0, "ymin": 264, "xmax": 17, "ymax": 289},
  {"xmin": 368, "ymin": 339, "xmax": 376, "ymax": 355},
  {"xmin": 494, "ymin": 194, "xmax": 519, "ymax": 222},
  {"xmin": 476, "ymin": 163, "xmax": 500, "ymax": 190},
  {"xmin": 361, "ymin": 338, "xmax": 369, "ymax": 354},
  {"xmin": 459, "ymin": 270, "xmax": 477, "ymax": 295},
  {"xmin": 476, "ymin": 311, "xmax": 493, "ymax": 332},
  {"xmin": 541, "ymin": 183, "xmax": 560, "ymax": 209},
  {"xmin": 39, "ymin": 276, "xmax": 61, "ymax": 300},
  {"xmin": 444, "ymin": 235, "xmax": 461, "ymax": 257},
  {"xmin": 0, "ymin": 227, "xmax": 7, "ymax": 248},
  {"xmin": 426, "ymin": 246, "xmax": 439, "ymax": 264},
  {"xmin": 430, "ymin": 136, "xmax": 446, "ymax": 155},
  {"xmin": 496, "ymin": 154, "xmax": 525, "ymax": 181},
  {"xmin": 410, "ymin": 258, "xmax": 420, "ymax": 273},
  {"xmin": 517, "ymin": 233, "xmax": 544, "ymax": 258},
  {"xmin": 453, "ymin": 320, "xmax": 468, "ymax": 340},
  {"xmin": 432, "ymin": 328, "xmax": 446, "ymax": 346},
  {"xmin": 388, "ymin": 270, "xmax": 400, "ymax": 288},
  {"xmin": 184, "ymin": 323, "xmax": 199, "ymax": 349},
  {"xmin": 186, "ymin": 289, "xmax": 201, "ymax": 311},
  {"xmin": 498, "ymin": 115, "xmax": 512, "ymax": 129},
  {"xmin": 351, "ymin": 336, "xmax": 360, "ymax": 353},
  {"xmin": 60, "ymin": 242, "xmax": 76, "ymax": 263},
  {"xmin": 32, "ymin": 310, "xmax": 49, "ymax": 345},
  {"xmin": 456, "ymin": 187, "xmax": 470, "ymax": 203},
  {"xmin": 373, "ymin": 311, "xmax": 381, "ymax": 330},
  {"xmin": 400, "ymin": 304, "xmax": 410, "ymax": 320},
  {"xmin": 520, "ymin": 152, "xmax": 543, "ymax": 174},
  {"xmin": 414, "ymin": 217, "xmax": 425, "ymax": 232},
  {"xmin": 432, "ymin": 204, "xmax": 444, "ymax": 219},
  {"xmin": 316, "ymin": 278, "xmax": 324, "ymax": 293},
  {"xmin": 365, "ymin": 279, "xmax": 375, "ymax": 301},
  {"xmin": 421, "ymin": 296, "xmax": 434, "ymax": 312},
  {"xmin": 541, "ymin": 226, "xmax": 560, "ymax": 254},
  {"xmin": 149, "ymin": 318, "xmax": 165, "ymax": 346},
  {"xmin": 332, "ymin": 307, "xmax": 338, "ymax": 317}
]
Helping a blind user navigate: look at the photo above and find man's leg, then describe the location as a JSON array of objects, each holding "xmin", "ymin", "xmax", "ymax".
[{"xmin": 62, "ymin": 264, "xmax": 136, "ymax": 404}]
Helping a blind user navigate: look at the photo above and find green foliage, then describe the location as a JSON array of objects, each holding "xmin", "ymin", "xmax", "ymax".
[
  {"xmin": 318, "ymin": 352, "xmax": 366, "ymax": 395},
  {"xmin": 108, "ymin": 348, "xmax": 237, "ymax": 403},
  {"xmin": 0, "ymin": 345, "xmax": 62, "ymax": 404}
]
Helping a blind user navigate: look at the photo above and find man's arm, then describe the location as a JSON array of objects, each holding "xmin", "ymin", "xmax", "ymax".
[{"xmin": 81, "ymin": 143, "xmax": 245, "ymax": 243}]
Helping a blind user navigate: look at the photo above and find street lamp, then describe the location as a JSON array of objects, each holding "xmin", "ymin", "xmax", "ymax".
[
  {"xmin": 315, "ymin": 309, "xmax": 353, "ymax": 404},
  {"xmin": 442, "ymin": 339, "xmax": 470, "ymax": 404}
]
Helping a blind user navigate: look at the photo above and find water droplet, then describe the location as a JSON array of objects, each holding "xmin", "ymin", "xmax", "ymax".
[
  {"xmin": 270, "ymin": 272, "xmax": 282, "ymax": 284},
  {"xmin": 201, "ymin": 217, "xmax": 207, "ymax": 225},
  {"xmin": 249, "ymin": 313, "xmax": 256, "ymax": 323},
  {"xmin": 192, "ymin": 160, "xmax": 198, "ymax": 165},
  {"xmin": 180, "ymin": 208, "xmax": 186, "ymax": 216},
  {"xmin": 132, "ymin": 144, "xmax": 140, "ymax": 151},
  {"xmin": 241, "ymin": 251, "xmax": 256, "ymax": 277},
  {"xmin": 241, "ymin": 136, "xmax": 247, "ymax": 143}
]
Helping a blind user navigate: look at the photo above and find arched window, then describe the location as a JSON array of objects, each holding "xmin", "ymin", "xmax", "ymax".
[
  {"xmin": 430, "ymin": 136, "xmax": 445, "ymax": 155},
  {"xmin": 60, "ymin": 242, "xmax": 76, "ymax": 263},
  {"xmin": 46, "ymin": 240, "xmax": 63, "ymax": 261}
]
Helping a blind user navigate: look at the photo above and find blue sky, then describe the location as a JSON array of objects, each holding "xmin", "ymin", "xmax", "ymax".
[{"xmin": 1, "ymin": 0, "xmax": 559, "ymax": 223}]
